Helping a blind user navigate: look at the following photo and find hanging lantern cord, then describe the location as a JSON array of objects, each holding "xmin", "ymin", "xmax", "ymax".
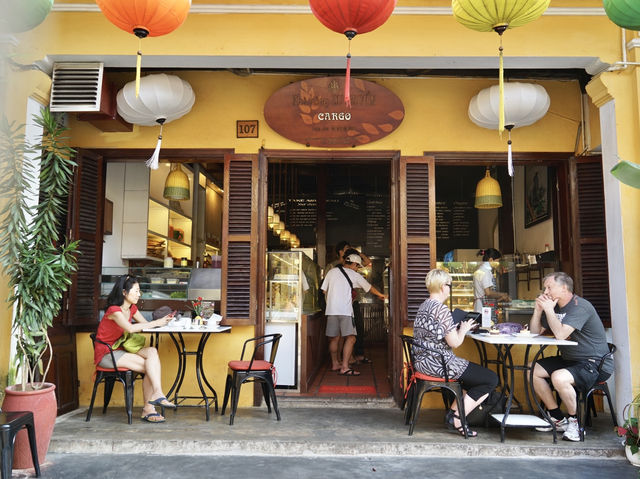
[
  {"xmin": 344, "ymin": 31, "xmax": 357, "ymax": 108},
  {"xmin": 146, "ymin": 118, "xmax": 166, "ymax": 170},
  {"xmin": 493, "ymin": 25, "xmax": 507, "ymax": 137},
  {"xmin": 133, "ymin": 28, "xmax": 149, "ymax": 98}
]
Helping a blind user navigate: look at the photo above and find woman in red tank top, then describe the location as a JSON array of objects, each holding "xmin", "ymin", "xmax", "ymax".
[{"xmin": 97, "ymin": 275, "xmax": 175, "ymax": 423}]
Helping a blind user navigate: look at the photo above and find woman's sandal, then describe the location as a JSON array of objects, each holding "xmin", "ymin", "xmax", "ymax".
[{"xmin": 446, "ymin": 410, "xmax": 478, "ymax": 438}]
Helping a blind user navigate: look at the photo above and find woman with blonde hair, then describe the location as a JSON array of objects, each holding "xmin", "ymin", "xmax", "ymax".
[{"xmin": 412, "ymin": 268, "xmax": 498, "ymax": 437}]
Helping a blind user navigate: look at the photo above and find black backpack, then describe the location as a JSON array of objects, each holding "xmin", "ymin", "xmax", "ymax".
[{"xmin": 465, "ymin": 390, "xmax": 507, "ymax": 427}]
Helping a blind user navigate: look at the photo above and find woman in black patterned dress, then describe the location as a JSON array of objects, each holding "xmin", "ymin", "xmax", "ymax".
[{"xmin": 413, "ymin": 268, "xmax": 498, "ymax": 437}]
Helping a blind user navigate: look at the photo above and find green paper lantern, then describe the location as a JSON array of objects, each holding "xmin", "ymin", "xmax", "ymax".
[
  {"xmin": 0, "ymin": 0, "xmax": 54, "ymax": 33},
  {"xmin": 611, "ymin": 160, "xmax": 640, "ymax": 189},
  {"xmin": 604, "ymin": 0, "xmax": 640, "ymax": 31}
]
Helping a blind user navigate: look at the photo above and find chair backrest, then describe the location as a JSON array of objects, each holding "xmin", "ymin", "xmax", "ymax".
[
  {"xmin": 240, "ymin": 334, "xmax": 282, "ymax": 369},
  {"xmin": 91, "ymin": 332, "xmax": 121, "ymax": 372},
  {"xmin": 399, "ymin": 334, "xmax": 453, "ymax": 381},
  {"xmin": 596, "ymin": 342, "xmax": 616, "ymax": 374}
]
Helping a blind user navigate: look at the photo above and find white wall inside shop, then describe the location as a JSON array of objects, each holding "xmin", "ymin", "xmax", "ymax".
[
  {"xmin": 103, "ymin": 162, "xmax": 127, "ymax": 268},
  {"xmin": 513, "ymin": 166, "xmax": 554, "ymax": 256}
]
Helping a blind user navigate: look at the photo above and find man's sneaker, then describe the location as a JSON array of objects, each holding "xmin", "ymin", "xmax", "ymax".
[
  {"xmin": 562, "ymin": 417, "xmax": 581, "ymax": 442},
  {"xmin": 535, "ymin": 417, "xmax": 568, "ymax": 432}
]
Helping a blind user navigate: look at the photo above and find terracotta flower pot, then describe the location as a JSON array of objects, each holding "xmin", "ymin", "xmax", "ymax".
[{"xmin": 2, "ymin": 383, "xmax": 57, "ymax": 469}]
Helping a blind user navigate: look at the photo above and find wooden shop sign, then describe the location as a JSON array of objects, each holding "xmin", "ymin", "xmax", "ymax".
[{"xmin": 263, "ymin": 77, "xmax": 404, "ymax": 148}]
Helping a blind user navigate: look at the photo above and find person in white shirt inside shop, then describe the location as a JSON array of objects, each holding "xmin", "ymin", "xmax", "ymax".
[
  {"xmin": 473, "ymin": 248, "xmax": 510, "ymax": 313},
  {"xmin": 321, "ymin": 252, "xmax": 386, "ymax": 376}
]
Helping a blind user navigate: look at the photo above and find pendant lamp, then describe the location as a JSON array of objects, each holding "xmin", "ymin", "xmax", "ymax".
[
  {"xmin": 0, "ymin": 0, "xmax": 53, "ymax": 33},
  {"xmin": 309, "ymin": 0, "xmax": 397, "ymax": 107},
  {"xmin": 611, "ymin": 160, "xmax": 640, "ymax": 189},
  {"xmin": 469, "ymin": 82, "xmax": 549, "ymax": 176},
  {"xmin": 452, "ymin": 0, "xmax": 549, "ymax": 134},
  {"xmin": 604, "ymin": 0, "xmax": 640, "ymax": 30},
  {"xmin": 117, "ymin": 73, "xmax": 195, "ymax": 169},
  {"xmin": 475, "ymin": 169, "xmax": 503, "ymax": 209},
  {"xmin": 163, "ymin": 164, "xmax": 190, "ymax": 201},
  {"xmin": 96, "ymin": 0, "xmax": 191, "ymax": 96}
]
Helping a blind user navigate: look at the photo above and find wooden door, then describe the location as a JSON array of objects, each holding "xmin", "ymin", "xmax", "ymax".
[
  {"xmin": 49, "ymin": 149, "xmax": 104, "ymax": 414},
  {"xmin": 569, "ymin": 156, "xmax": 611, "ymax": 327},
  {"xmin": 221, "ymin": 154, "xmax": 261, "ymax": 326},
  {"xmin": 389, "ymin": 155, "xmax": 436, "ymax": 404}
]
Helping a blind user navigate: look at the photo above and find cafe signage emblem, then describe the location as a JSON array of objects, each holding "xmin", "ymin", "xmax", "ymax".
[{"xmin": 264, "ymin": 77, "xmax": 404, "ymax": 148}]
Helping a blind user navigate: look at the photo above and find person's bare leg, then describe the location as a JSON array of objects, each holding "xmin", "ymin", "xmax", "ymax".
[
  {"xmin": 531, "ymin": 362, "xmax": 559, "ymax": 410},
  {"xmin": 451, "ymin": 392, "xmax": 488, "ymax": 429},
  {"xmin": 551, "ymin": 369, "xmax": 577, "ymax": 415},
  {"xmin": 340, "ymin": 335, "xmax": 358, "ymax": 373},
  {"xmin": 136, "ymin": 347, "xmax": 165, "ymax": 400},
  {"xmin": 329, "ymin": 336, "xmax": 341, "ymax": 370}
]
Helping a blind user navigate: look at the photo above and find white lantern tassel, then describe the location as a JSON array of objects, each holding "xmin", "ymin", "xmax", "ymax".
[
  {"xmin": 507, "ymin": 128, "xmax": 514, "ymax": 177},
  {"xmin": 146, "ymin": 122, "xmax": 164, "ymax": 170}
]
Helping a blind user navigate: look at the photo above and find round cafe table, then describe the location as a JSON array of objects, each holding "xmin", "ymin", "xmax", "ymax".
[{"xmin": 144, "ymin": 323, "xmax": 231, "ymax": 421}]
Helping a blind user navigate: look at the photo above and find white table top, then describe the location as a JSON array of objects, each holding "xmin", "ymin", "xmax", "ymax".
[
  {"xmin": 468, "ymin": 332, "xmax": 577, "ymax": 346},
  {"xmin": 143, "ymin": 325, "xmax": 231, "ymax": 334}
]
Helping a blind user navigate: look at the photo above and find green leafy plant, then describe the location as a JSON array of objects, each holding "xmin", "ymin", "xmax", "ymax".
[
  {"xmin": 0, "ymin": 108, "xmax": 79, "ymax": 390},
  {"xmin": 616, "ymin": 393, "xmax": 640, "ymax": 454}
]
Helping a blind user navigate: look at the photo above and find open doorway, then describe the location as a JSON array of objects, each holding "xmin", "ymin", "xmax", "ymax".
[{"xmin": 266, "ymin": 160, "xmax": 392, "ymax": 399}]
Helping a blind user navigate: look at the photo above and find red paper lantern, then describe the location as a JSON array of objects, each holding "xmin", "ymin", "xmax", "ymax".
[
  {"xmin": 309, "ymin": 0, "xmax": 396, "ymax": 107},
  {"xmin": 96, "ymin": 0, "xmax": 191, "ymax": 95}
]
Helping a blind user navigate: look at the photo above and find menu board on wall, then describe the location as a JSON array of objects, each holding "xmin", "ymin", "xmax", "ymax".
[
  {"xmin": 326, "ymin": 194, "xmax": 366, "ymax": 250},
  {"xmin": 365, "ymin": 194, "xmax": 390, "ymax": 255},
  {"xmin": 436, "ymin": 196, "xmax": 478, "ymax": 259},
  {"xmin": 286, "ymin": 197, "xmax": 317, "ymax": 246}
]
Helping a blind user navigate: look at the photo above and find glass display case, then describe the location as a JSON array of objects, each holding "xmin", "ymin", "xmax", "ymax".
[
  {"xmin": 437, "ymin": 261, "xmax": 480, "ymax": 311},
  {"xmin": 101, "ymin": 267, "xmax": 192, "ymax": 300},
  {"xmin": 266, "ymin": 250, "xmax": 322, "ymax": 321}
]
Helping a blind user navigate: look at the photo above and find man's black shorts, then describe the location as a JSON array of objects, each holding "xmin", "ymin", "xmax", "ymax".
[{"xmin": 536, "ymin": 356, "xmax": 609, "ymax": 392}]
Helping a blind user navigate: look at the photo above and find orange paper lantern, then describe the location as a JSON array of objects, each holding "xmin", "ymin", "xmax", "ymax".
[
  {"xmin": 96, "ymin": 0, "xmax": 191, "ymax": 95},
  {"xmin": 309, "ymin": 0, "xmax": 397, "ymax": 107}
]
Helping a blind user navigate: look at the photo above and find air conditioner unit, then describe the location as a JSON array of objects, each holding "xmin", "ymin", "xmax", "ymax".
[{"xmin": 50, "ymin": 62, "xmax": 132, "ymax": 132}]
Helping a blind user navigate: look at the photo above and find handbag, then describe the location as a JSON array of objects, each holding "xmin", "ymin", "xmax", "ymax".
[{"xmin": 113, "ymin": 332, "xmax": 146, "ymax": 353}]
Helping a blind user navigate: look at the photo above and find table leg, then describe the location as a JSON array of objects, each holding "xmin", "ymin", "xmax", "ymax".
[
  {"xmin": 498, "ymin": 344, "xmax": 516, "ymax": 443},
  {"xmin": 194, "ymin": 333, "xmax": 219, "ymax": 421},
  {"xmin": 166, "ymin": 333, "xmax": 186, "ymax": 402},
  {"xmin": 529, "ymin": 345, "xmax": 558, "ymax": 444}
]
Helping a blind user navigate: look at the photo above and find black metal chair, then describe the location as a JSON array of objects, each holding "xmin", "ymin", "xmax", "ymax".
[
  {"xmin": 576, "ymin": 343, "xmax": 617, "ymax": 441},
  {"xmin": 221, "ymin": 333, "xmax": 282, "ymax": 425},
  {"xmin": 400, "ymin": 334, "xmax": 468, "ymax": 437},
  {"xmin": 1, "ymin": 408, "xmax": 40, "ymax": 479},
  {"xmin": 86, "ymin": 333, "xmax": 144, "ymax": 424}
]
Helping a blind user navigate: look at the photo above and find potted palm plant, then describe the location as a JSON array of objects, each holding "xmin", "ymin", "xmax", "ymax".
[
  {"xmin": 616, "ymin": 393, "xmax": 640, "ymax": 466},
  {"xmin": 0, "ymin": 107, "xmax": 78, "ymax": 469}
]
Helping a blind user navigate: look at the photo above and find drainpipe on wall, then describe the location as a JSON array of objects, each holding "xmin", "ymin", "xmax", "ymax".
[{"xmin": 608, "ymin": 29, "xmax": 640, "ymax": 71}]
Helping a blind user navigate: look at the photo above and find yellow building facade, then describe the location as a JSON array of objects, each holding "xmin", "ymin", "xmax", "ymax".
[{"xmin": 0, "ymin": 1, "xmax": 638, "ymax": 413}]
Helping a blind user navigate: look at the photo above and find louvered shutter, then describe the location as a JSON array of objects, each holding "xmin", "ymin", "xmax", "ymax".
[
  {"xmin": 66, "ymin": 149, "xmax": 104, "ymax": 326},
  {"xmin": 399, "ymin": 157, "xmax": 436, "ymax": 324},
  {"xmin": 222, "ymin": 155, "xmax": 258, "ymax": 324},
  {"xmin": 570, "ymin": 157, "xmax": 611, "ymax": 327}
]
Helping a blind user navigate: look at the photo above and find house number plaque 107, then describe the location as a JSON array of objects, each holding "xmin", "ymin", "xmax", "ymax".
[{"xmin": 236, "ymin": 120, "xmax": 259, "ymax": 138}]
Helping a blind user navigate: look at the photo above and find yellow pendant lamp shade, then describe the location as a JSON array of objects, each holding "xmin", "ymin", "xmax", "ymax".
[
  {"xmin": 163, "ymin": 164, "xmax": 190, "ymax": 201},
  {"xmin": 452, "ymin": 0, "xmax": 550, "ymax": 134},
  {"xmin": 475, "ymin": 169, "xmax": 503, "ymax": 209}
]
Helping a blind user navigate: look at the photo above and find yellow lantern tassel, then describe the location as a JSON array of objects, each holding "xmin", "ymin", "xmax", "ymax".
[
  {"xmin": 136, "ymin": 38, "xmax": 142, "ymax": 98},
  {"xmin": 498, "ymin": 40, "xmax": 505, "ymax": 136}
]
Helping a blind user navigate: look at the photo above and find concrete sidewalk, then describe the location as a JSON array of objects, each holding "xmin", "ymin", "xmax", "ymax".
[{"xmin": 48, "ymin": 399, "xmax": 625, "ymax": 459}]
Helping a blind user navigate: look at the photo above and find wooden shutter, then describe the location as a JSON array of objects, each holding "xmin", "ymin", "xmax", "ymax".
[
  {"xmin": 222, "ymin": 154, "xmax": 258, "ymax": 324},
  {"xmin": 569, "ymin": 156, "xmax": 611, "ymax": 327},
  {"xmin": 66, "ymin": 149, "xmax": 104, "ymax": 326},
  {"xmin": 397, "ymin": 157, "xmax": 436, "ymax": 325}
]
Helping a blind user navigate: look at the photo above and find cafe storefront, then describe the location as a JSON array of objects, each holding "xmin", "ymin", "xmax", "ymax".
[{"xmin": 0, "ymin": 3, "xmax": 636, "ymax": 418}]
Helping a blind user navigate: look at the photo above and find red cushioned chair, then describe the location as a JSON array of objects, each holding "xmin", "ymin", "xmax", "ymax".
[
  {"xmin": 1, "ymin": 408, "xmax": 40, "ymax": 479},
  {"xmin": 221, "ymin": 333, "xmax": 282, "ymax": 425},
  {"xmin": 86, "ymin": 333, "xmax": 144, "ymax": 424},
  {"xmin": 400, "ymin": 334, "xmax": 468, "ymax": 437}
]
